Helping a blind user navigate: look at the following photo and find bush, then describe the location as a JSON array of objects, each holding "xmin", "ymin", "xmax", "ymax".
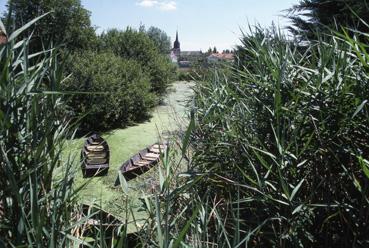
[
  {"xmin": 99, "ymin": 28, "xmax": 175, "ymax": 96},
  {"xmin": 188, "ymin": 27, "xmax": 369, "ymax": 246},
  {"xmin": 63, "ymin": 51, "xmax": 156, "ymax": 132}
]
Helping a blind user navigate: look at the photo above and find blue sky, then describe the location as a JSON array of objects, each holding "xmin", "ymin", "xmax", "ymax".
[{"xmin": 1, "ymin": 0, "xmax": 300, "ymax": 51}]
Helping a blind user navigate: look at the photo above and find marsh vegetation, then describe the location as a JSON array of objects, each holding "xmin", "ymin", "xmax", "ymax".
[{"xmin": 1, "ymin": 0, "xmax": 369, "ymax": 247}]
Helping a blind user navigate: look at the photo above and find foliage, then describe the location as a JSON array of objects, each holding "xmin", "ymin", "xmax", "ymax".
[
  {"xmin": 63, "ymin": 51, "xmax": 156, "ymax": 132},
  {"xmin": 0, "ymin": 17, "xmax": 84, "ymax": 247},
  {"xmin": 146, "ymin": 26, "xmax": 172, "ymax": 54},
  {"xmin": 288, "ymin": 0, "xmax": 369, "ymax": 40},
  {"xmin": 177, "ymin": 70, "xmax": 193, "ymax": 81},
  {"xmin": 185, "ymin": 26, "xmax": 369, "ymax": 246},
  {"xmin": 3, "ymin": 0, "xmax": 97, "ymax": 51},
  {"xmin": 99, "ymin": 28, "xmax": 176, "ymax": 96},
  {"xmin": 234, "ymin": 25, "xmax": 286, "ymax": 71}
]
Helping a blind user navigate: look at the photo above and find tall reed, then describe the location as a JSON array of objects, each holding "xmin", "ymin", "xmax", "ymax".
[
  {"xmin": 0, "ymin": 15, "xmax": 84, "ymax": 247},
  {"xmin": 185, "ymin": 26, "xmax": 369, "ymax": 247}
]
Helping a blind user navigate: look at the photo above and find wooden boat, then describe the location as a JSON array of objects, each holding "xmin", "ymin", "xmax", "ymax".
[
  {"xmin": 115, "ymin": 143, "xmax": 167, "ymax": 185},
  {"xmin": 81, "ymin": 134, "xmax": 110, "ymax": 177}
]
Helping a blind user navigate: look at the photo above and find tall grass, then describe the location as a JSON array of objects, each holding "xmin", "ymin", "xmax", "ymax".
[
  {"xmin": 0, "ymin": 16, "xmax": 86, "ymax": 247},
  {"xmin": 185, "ymin": 26, "xmax": 369, "ymax": 246}
]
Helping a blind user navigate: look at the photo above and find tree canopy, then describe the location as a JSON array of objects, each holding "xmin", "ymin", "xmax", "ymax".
[
  {"xmin": 4, "ymin": 0, "xmax": 97, "ymax": 50},
  {"xmin": 288, "ymin": 0, "xmax": 369, "ymax": 40},
  {"xmin": 100, "ymin": 28, "xmax": 175, "ymax": 95},
  {"xmin": 146, "ymin": 26, "xmax": 172, "ymax": 54}
]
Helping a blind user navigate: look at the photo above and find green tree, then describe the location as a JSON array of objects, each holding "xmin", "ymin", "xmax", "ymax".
[
  {"xmin": 212, "ymin": 46, "xmax": 218, "ymax": 53},
  {"xmin": 4, "ymin": 0, "xmax": 97, "ymax": 51},
  {"xmin": 146, "ymin": 26, "xmax": 171, "ymax": 54},
  {"xmin": 99, "ymin": 28, "xmax": 157, "ymax": 66},
  {"xmin": 99, "ymin": 28, "xmax": 175, "ymax": 96},
  {"xmin": 288, "ymin": 0, "xmax": 369, "ymax": 40}
]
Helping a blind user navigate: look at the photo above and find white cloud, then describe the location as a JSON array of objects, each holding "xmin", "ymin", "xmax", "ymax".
[
  {"xmin": 137, "ymin": 0, "xmax": 158, "ymax": 7},
  {"xmin": 136, "ymin": 0, "xmax": 176, "ymax": 11},
  {"xmin": 158, "ymin": 1, "xmax": 176, "ymax": 11}
]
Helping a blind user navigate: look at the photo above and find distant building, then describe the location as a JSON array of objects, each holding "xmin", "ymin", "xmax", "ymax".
[
  {"xmin": 207, "ymin": 53, "xmax": 234, "ymax": 64},
  {"xmin": 171, "ymin": 31, "xmax": 204, "ymax": 67},
  {"xmin": 172, "ymin": 31, "xmax": 181, "ymax": 61},
  {"xmin": 180, "ymin": 51, "xmax": 203, "ymax": 61}
]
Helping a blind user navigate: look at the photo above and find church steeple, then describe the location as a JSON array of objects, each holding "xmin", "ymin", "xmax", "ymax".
[{"xmin": 173, "ymin": 30, "xmax": 180, "ymax": 50}]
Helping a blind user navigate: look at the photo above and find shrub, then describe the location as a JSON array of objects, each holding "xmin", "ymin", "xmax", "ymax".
[
  {"xmin": 99, "ymin": 28, "xmax": 175, "ymax": 96},
  {"xmin": 63, "ymin": 51, "xmax": 156, "ymax": 132}
]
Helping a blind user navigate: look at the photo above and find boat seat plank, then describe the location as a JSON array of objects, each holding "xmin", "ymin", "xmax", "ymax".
[
  {"xmin": 144, "ymin": 152, "xmax": 160, "ymax": 158},
  {"xmin": 149, "ymin": 148, "xmax": 163, "ymax": 154},
  {"xmin": 86, "ymin": 145, "xmax": 105, "ymax": 152},
  {"xmin": 84, "ymin": 151, "xmax": 107, "ymax": 156},
  {"xmin": 141, "ymin": 156, "xmax": 157, "ymax": 161},
  {"xmin": 86, "ymin": 154, "xmax": 107, "ymax": 159},
  {"xmin": 89, "ymin": 141, "xmax": 103, "ymax": 145},
  {"xmin": 151, "ymin": 144, "xmax": 166, "ymax": 149},
  {"xmin": 134, "ymin": 160, "xmax": 150, "ymax": 165}
]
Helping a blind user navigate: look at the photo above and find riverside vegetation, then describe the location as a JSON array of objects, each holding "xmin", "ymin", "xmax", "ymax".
[
  {"xmin": 1, "ymin": 0, "xmax": 369, "ymax": 247},
  {"xmin": 3, "ymin": 0, "xmax": 176, "ymax": 134}
]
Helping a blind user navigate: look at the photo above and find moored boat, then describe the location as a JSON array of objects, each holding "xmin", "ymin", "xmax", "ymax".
[
  {"xmin": 115, "ymin": 143, "xmax": 167, "ymax": 185},
  {"xmin": 81, "ymin": 134, "xmax": 110, "ymax": 177}
]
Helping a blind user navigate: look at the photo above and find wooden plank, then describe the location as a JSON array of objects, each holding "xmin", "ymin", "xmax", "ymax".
[
  {"xmin": 86, "ymin": 145, "xmax": 104, "ymax": 152},
  {"xmin": 144, "ymin": 153, "xmax": 160, "ymax": 158},
  {"xmin": 84, "ymin": 151, "xmax": 107, "ymax": 156},
  {"xmin": 149, "ymin": 148, "xmax": 164, "ymax": 154},
  {"xmin": 86, "ymin": 154, "xmax": 107, "ymax": 158},
  {"xmin": 142, "ymin": 156, "xmax": 157, "ymax": 161},
  {"xmin": 134, "ymin": 160, "xmax": 150, "ymax": 166},
  {"xmin": 151, "ymin": 144, "xmax": 166, "ymax": 149}
]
